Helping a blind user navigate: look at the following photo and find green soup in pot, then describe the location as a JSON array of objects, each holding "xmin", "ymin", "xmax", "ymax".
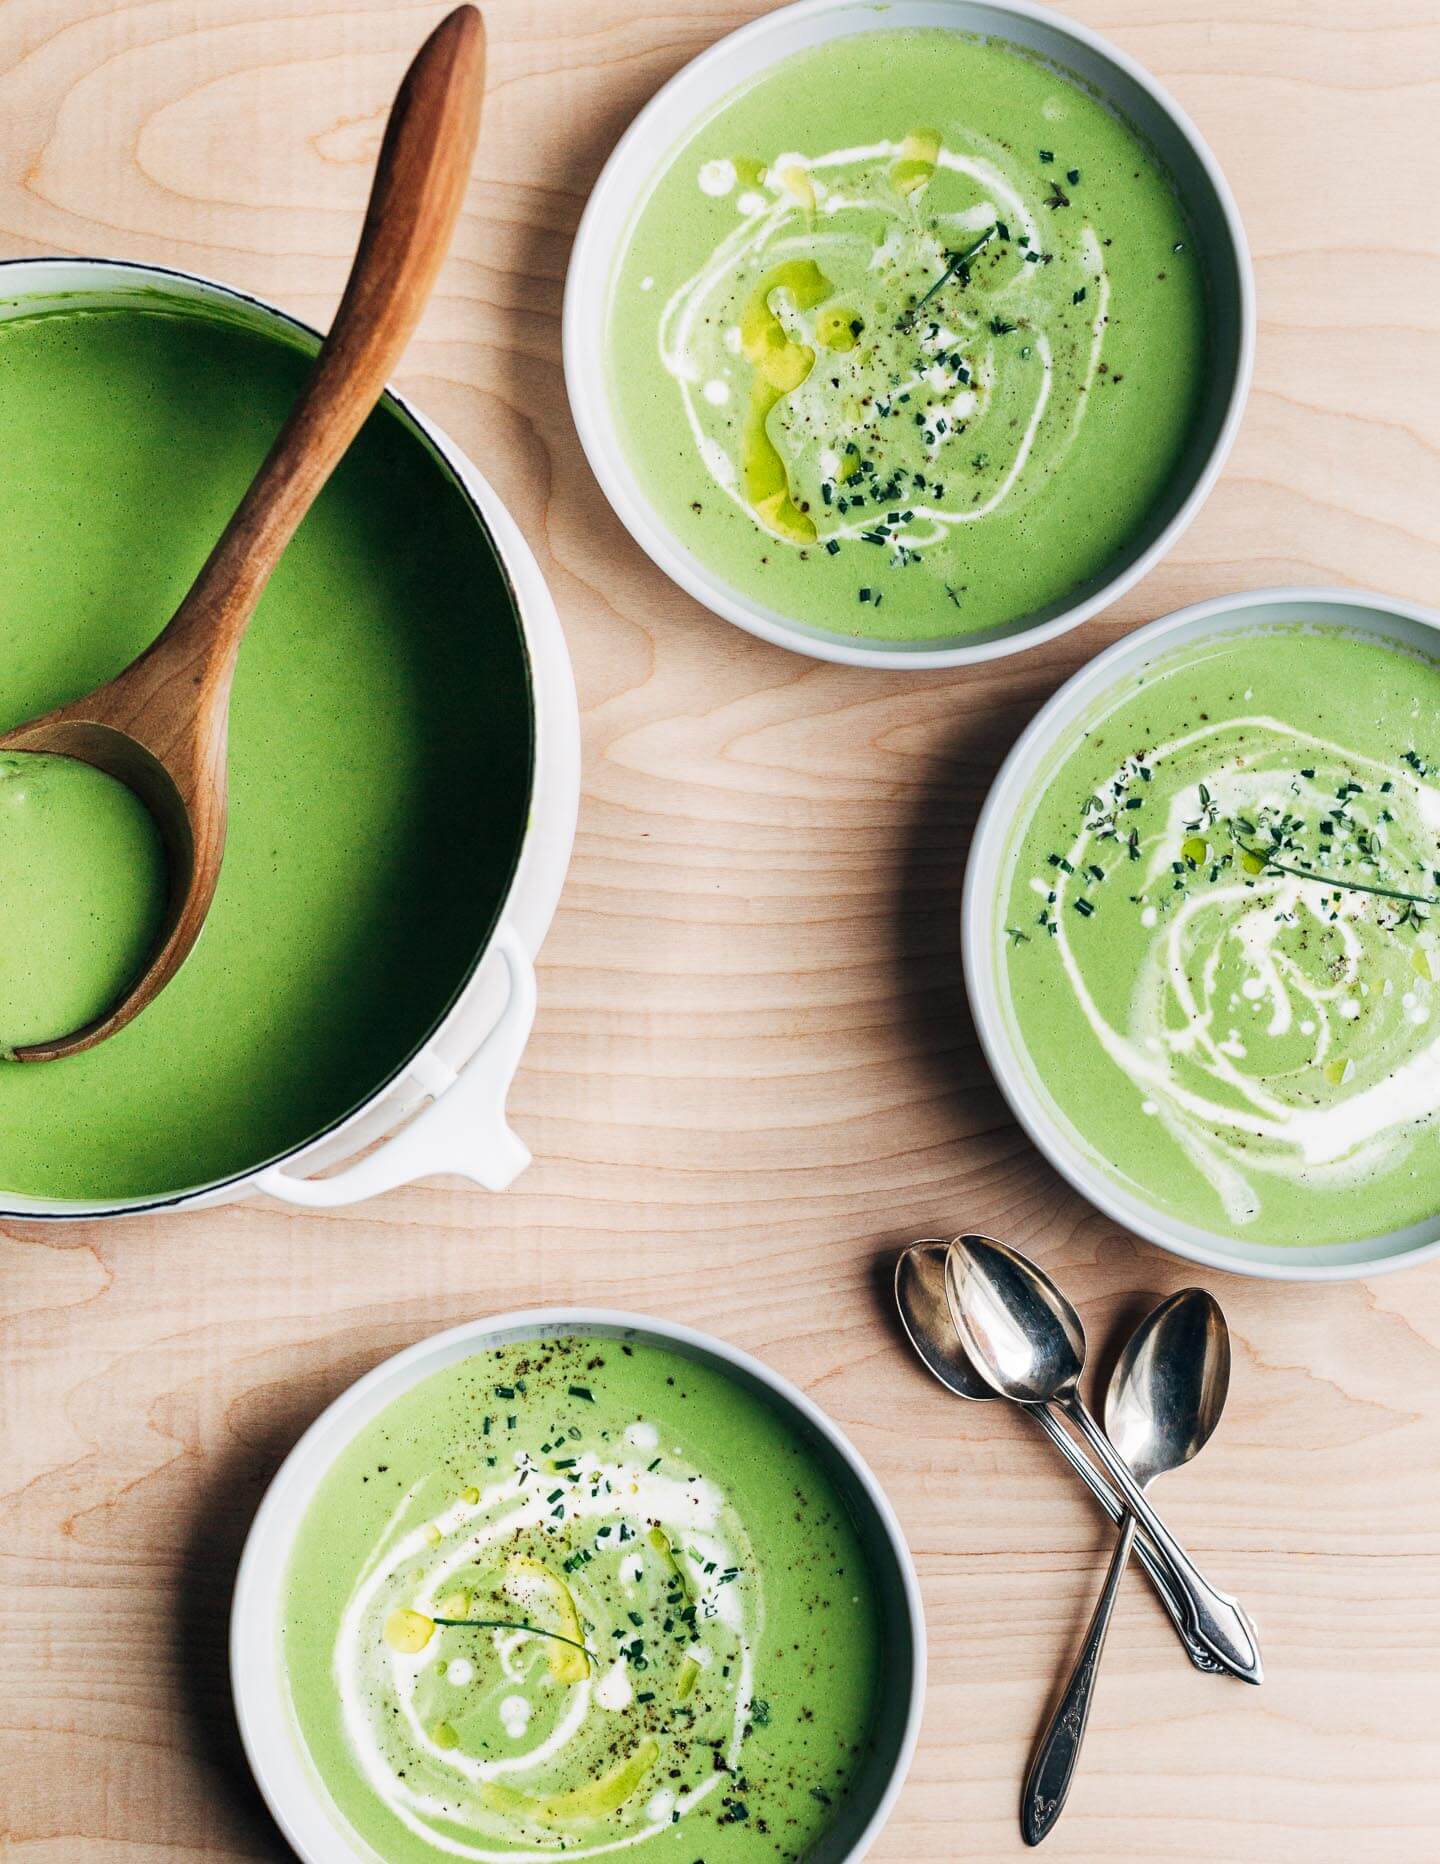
[
  {"xmin": 282, "ymin": 1335, "xmax": 889, "ymax": 1861},
  {"xmin": 606, "ymin": 29, "xmax": 1211, "ymax": 642},
  {"xmin": 0, "ymin": 751, "xmax": 167, "ymax": 1052},
  {"xmin": 999, "ymin": 625, "xmax": 1440, "ymax": 1245},
  {"xmin": 0, "ymin": 299, "xmax": 533, "ymax": 1203}
]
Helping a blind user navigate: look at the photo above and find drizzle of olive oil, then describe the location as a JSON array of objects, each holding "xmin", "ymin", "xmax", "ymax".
[{"xmin": 739, "ymin": 260, "xmax": 830, "ymax": 543}]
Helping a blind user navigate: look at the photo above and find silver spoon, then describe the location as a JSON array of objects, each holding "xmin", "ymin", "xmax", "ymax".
[
  {"xmin": 894, "ymin": 1243, "xmax": 1220, "ymax": 1674},
  {"xmin": 943, "ymin": 1234, "xmax": 1261, "ymax": 1685},
  {"xmin": 1022, "ymin": 1287, "xmax": 1232, "ymax": 1844}
]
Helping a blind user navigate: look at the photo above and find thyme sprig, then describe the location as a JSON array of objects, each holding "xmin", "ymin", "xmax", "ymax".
[
  {"xmin": 432, "ymin": 1616, "xmax": 599, "ymax": 1661},
  {"xmin": 900, "ymin": 227, "xmax": 996, "ymax": 329},
  {"xmin": 1054, "ymin": 751, "xmax": 1439, "ymax": 931},
  {"xmin": 1235, "ymin": 838, "xmax": 1440, "ymax": 910}
]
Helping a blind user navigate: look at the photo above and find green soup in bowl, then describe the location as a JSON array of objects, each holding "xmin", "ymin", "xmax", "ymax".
[
  {"xmin": 233, "ymin": 1312, "xmax": 924, "ymax": 1863},
  {"xmin": 566, "ymin": 0, "xmax": 1251, "ymax": 666},
  {"xmin": 965, "ymin": 590, "xmax": 1440, "ymax": 1279}
]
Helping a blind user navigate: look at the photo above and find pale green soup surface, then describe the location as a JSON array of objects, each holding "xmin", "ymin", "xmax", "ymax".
[
  {"xmin": 1001, "ymin": 625, "xmax": 1440, "ymax": 1245},
  {"xmin": 0, "ymin": 751, "xmax": 165, "ymax": 1052},
  {"xmin": 283, "ymin": 1336, "xmax": 886, "ymax": 1861},
  {"xmin": 607, "ymin": 29, "xmax": 1210, "ymax": 641}
]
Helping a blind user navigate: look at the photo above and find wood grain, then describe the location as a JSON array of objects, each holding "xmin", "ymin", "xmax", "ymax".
[{"xmin": 2, "ymin": 2, "xmax": 1439, "ymax": 1859}]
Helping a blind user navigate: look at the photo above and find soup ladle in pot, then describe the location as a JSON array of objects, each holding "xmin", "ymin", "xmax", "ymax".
[
  {"xmin": 0, "ymin": 5, "xmax": 485, "ymax": 1062},
  {"xmin": 1021, "ymin": 1286, "xmax": 1232, "ymax": 1844},
  {"xmin": 894, "ymin": 1242, "xmax": 1220, "ymax": 1674},
  {"xmin": 943, "ymin": 1234, "xmax": 1261, "ymax": 1685}
]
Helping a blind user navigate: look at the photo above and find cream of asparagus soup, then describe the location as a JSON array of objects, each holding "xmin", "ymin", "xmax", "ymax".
[
  {"xmin": 607, "ymin": 30, "xmax": 1209, "ymax": 640},
  {"xmin": 0, "ymin": 299, "xmax": 532, "ymax": 1201},
  {"xmin": 1000, "ymin": 626, "xmax": 1440, "ymax": 1245},
  {"xmin": 0, "ymin": 751, "xmax": 166, "ymax": 1053},
  {"xmin": 282, "ymin": 1335, "xmax": 886, "ymax": 1860}
]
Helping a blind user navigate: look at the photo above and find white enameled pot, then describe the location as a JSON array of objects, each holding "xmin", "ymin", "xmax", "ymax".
[
  {"xmin": 564, "ymin": 0, "xmax": 1253, "ymax": 669},
  {"xmin": 231, "ymin": 1307, "xmax": 926, "ymax": 1864},
  {"xmin": 0, "ymin": 257, "xmax": 579, "ymax": 1220},
  {"xmin": 963, "ymin": 587, "xmax": 1440, "ymax": 1281}
]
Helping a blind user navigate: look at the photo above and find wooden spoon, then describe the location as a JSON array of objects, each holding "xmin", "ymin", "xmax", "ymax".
[{"xmin": 0, "ymin": 4, "xmax": 485, "ymax": 1063}]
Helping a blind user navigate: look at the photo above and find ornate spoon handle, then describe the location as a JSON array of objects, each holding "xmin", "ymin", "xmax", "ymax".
[
  {"xmin": 1029, "ymin": 1407, "xmax": 1220, "ymax": 1674},
  {"xmin": 1064, "ymin": 1396, "xmax": 1262, "ymax": 1684},
  {"xmin": 1022, "ymin": 1513, "xmax": 1138, "ymax": 1844}
]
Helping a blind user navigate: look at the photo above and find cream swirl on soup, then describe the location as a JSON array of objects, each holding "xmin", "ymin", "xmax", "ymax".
[
  {"xmin": 1033, "ymin": 719, "xmax": 1439, "ymax": 1226},
  {"xmin": 336, "ymin": 1445, "xmax": 756, "ymax": 1859},
  {"xmin": 659, "ymin": 132, "xmax": 1110, "ymax": 553},
  {"xmin": 1001, "ymin": 628, "xmax": 1440, "ymax": 1244}
]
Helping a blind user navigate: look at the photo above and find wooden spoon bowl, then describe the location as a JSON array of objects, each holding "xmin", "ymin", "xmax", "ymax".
[{"xmin": 0, "ymin": 4, "xmax": 485, "ymax": 1063}]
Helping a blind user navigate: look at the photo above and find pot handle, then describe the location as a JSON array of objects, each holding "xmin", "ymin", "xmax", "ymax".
[{"xmin": 255, "ymin": 923, "xmax": 537, "ymax": 1207}]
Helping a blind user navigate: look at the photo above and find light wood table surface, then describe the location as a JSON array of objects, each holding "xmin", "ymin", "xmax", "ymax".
[{"xmin": 3, "ymin": 2, "xmax": 1439, "ymax": 1859}]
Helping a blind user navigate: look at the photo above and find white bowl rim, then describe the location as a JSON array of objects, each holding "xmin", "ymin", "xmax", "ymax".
[
  {"xmin": 961, "ymin": 583, "xmax": 1440, "ymax": 1282},
  {"xmin": 562, "ymin": 0, "xmax": 1256, "ymax": 670},
  {"xmin": 230, "ymin": 1305, "xmax": 928, "ymax": 1863}
]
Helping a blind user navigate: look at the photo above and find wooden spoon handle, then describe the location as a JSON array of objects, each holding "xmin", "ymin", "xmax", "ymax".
[{"xmin": 155, "ymin": 4, "xmax": 485, "ymax": 667}]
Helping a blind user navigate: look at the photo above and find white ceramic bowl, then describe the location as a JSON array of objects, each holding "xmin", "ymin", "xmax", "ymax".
[
  {"xmin": 231, "ymin": 1307, "xmax": 926, "ymax": 1863},
  {"xmin": 963, "ymin": 586, "xmax": 1440, "ymax": 1281},
  {"xmin": 564, "ymin": 0, "xmax": 1253, "ymax": 669},
  {"xmin": 0, "ymin": 257, "xmax": 580, "ymax": 1220}
]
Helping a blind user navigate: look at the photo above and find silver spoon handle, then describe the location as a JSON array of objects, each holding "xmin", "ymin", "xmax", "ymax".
[
  {"xmin": 1022, "ymin": 1513, "xmax": 1137, "ymax": 1845},
  {"xmin": 1064, "ymin": 1396, "xmax": 1263, "ymax": 1684},
  {"xmin": 1029, "ymin": 1407, "xmax": 1219, "ymax": 1674}
]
